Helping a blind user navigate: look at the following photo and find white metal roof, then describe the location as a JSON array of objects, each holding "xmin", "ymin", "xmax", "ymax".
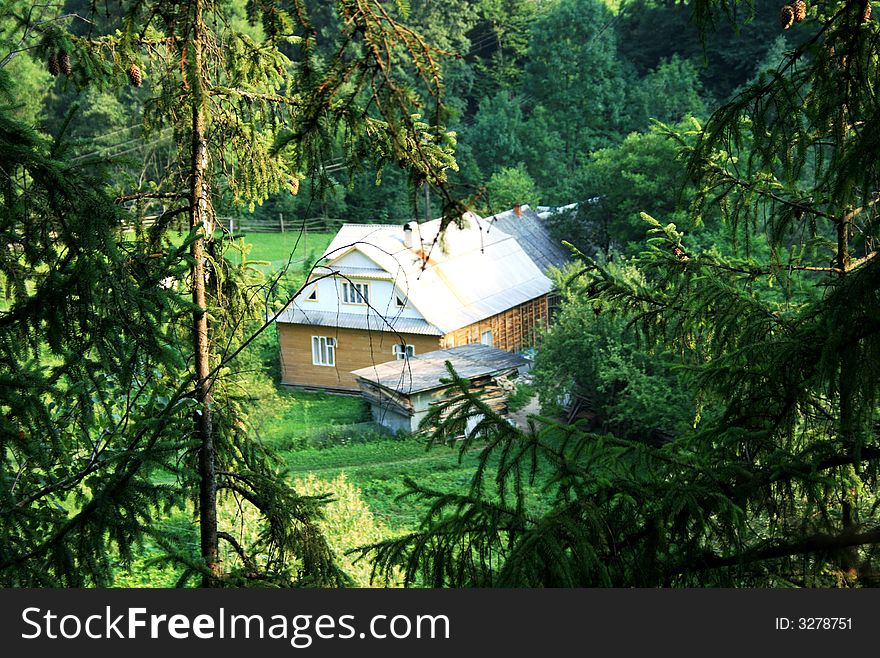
[
  {"xmin": 305, "ymin": 213, "xmax": 554, "ymax": 334},
  {"xmin": 486, "ymin": 205, "xmax": 571, "ymax": 272}
]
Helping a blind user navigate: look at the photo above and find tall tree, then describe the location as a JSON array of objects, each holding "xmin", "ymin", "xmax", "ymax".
[
  {"xmin": 468, "ymin": 0, "xmax": 536, "ymax": 103},
  {"xmin": 523, "ymin": 0, "xmax": 631, "ymax": 164},
  {"xmin": 361, "ymin": 0, "xmax": 880, "ymax": 587},
  {"xmin": 3, "ymin": 0, "xmax": 457, "ymax": 586},
  {"xmin": 466, "ymin": 90, "xmax": 528, "ymax": 178},
  {"xmin": 0, "ymin": 67, "xmax": 190, "ymax": 586},
  {"xmin": 555, "ymin": 120, "xmax": 698, "ymax": 253}
]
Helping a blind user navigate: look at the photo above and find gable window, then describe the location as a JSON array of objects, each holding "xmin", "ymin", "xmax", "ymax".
[
  {"xmin": 311, "ymin": 336, "xmax": 336, "ymax": 366},
  {"xmin": 305, "ymin": 286, "xmax": 318, "ymax": 302},
  {"xmin": 392, "ymin": 344, "xmax": 415, "ymax": 360},
  {"xmin": 341, "ymin": 281, "xmax": 370, "ymax": 305},
  {"xmin": 481, "ymin": 330, "xmax": 493, "ymax": 346},
  {"xmin": 394, "ymin": 293, "xmax": 407, "ymax": 309}
]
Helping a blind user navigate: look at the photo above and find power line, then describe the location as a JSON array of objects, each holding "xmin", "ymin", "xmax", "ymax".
[{"xmin": 71, "ymin": 128, "xmax": 173, "ymax": 162}]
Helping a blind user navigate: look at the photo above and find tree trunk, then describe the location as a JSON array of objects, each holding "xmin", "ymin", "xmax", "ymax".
[
  {"xmin": 189, "ymin": 0, "xmax": 220, "ymax": 586},
  {"xmin": 837, "ymin": 203, "xmax": 858, "ymax": 574}
]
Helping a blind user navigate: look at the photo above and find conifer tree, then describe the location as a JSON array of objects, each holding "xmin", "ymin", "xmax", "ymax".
[
  {"xmin": 2, "ymin": 0, "xmax": 457, "ymax": 586},
  {"xmin": 361, "ymin": 0, "xmax": 880, "ymax": 587},
  {"xmin": 0, "ymin": 73, "xmax": 192, "ymax": 586}
]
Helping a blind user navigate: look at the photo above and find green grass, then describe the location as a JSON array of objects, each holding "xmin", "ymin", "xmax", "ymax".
[
  {"xmin": 261, "ymin": 394, "xmax": 555, "ymax": 531},
  {"xmin": 249, "ymin": 388, "xmax": 484, "ymax": 530},
  {"xmin": 255, "ymin": 388, "xmax": 372, "ymax": 448},
  {"xmin": 281, "ymin": 435, "xmax": 483, "ymax": 529},
  {"xmin": 229, "ymin": 231, "xmax": 335, "ymax": 275}
]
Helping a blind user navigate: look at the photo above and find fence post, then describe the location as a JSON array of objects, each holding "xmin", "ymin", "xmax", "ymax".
[
  {"xmin": 229, "ymin": 217, "xmax": 234, "ymax": 238},
  {"xmin": 279, "ymin": 212, "xmax": 285, "ymax": 233}
]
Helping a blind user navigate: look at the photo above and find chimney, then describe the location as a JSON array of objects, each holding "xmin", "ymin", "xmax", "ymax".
[
  {"xmin": 403, "ymin": 222, "xmax": 415, "ymax": 249},
  {"xmin": 513, "ymin": 203, "xmax": 523, "ymax": 217}
]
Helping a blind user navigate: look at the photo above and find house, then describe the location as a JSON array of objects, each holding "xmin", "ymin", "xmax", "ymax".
[
  {"xmin": 276, "ymin": 208, "xmax": 561, "ymax": 391},
  {"xmin": 351, "ymin": 344, "xmax": 528, "ymax": 434}
]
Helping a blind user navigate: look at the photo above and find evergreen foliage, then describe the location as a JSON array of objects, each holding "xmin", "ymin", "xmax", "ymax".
[
  {"xmin": 7, "ymin": 0, "xmax": 880, "ymax": 590},
  {"xmin": 359, "ymin": 1, "xmax": 880, "ymax": 588},
  {"xmin": 534, "ymin": 263, "xmax": 695, "ymax": 442},
  {"xmin": 1, "ymin": 0, "xmax": 457, "ymax": 586},
  {"xmin": 0, "ymin": 81, "xmax": 189, "ymax": 585}
]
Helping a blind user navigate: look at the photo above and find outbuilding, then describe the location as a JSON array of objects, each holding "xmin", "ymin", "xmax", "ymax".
[{"xmin": 351, "ymin": 344, "xmax": 528, "ymax": 434}]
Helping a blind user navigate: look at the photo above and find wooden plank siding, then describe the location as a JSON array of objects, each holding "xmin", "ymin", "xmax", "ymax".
[
  {"xmin": 279, "ymin": 294, "xmax": 549, "ymax": 390},
  {"xmin": 278, "ymin": 324, "xmax": 441, "ymax": 391},
  {"xmin": 440, "ymin": 295, "xmax": 550, "ymax": 351}
]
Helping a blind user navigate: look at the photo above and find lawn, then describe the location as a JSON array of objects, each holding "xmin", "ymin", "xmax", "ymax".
[
  {"xmin": 228, "ymin": 231, "xmax": 336, "ymax": 276},
  {"xmin": 251, "ymin": 387, "xmax": 486, "ymax": 530}
]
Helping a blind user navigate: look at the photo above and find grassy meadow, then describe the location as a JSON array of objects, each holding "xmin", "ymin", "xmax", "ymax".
[{"xmin": 227, "ymin": 230, "xmax": 337, "ymax": 276}]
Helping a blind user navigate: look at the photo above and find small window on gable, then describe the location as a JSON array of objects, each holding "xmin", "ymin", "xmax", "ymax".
[
  {"xmin": 395, "ymin": 293, "xmax": 407, "ymax": 308},
  {"xmin": 305, "ymin": 286, "xmax": 318, "ymax": 302},
  {"xmin": 392, "ymin": 344, "xmax": 415, "ymax": 360},
  {"xmin": 341, "ymin": 281, "xmax": 370, "ymax": 305}
]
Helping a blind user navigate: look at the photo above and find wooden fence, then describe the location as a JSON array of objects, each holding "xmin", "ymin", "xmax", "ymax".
[
  {"xmin": 224, "ymin": 214, "xmax": 345, "ymax": 236},
  {"xmin": 123, "ymin": 214, "xmax": 344, "ymax": 235}
]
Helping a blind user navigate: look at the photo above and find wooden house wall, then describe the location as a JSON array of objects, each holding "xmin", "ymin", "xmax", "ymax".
[
  {"xmin": 440, "ymin": 295, "xmax": 549, "ymax": 351},
  {"xmin": 279, "ymin": 324, "xmax": 441, "ymax": 390}
]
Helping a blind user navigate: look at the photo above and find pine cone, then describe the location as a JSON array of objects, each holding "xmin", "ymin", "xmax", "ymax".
[
  {"xmin": 863, "ymin": 2, "xmax": 872, "ymax": 22},
  {"xmin": 127, "ymin": 63, "xmax": 143, "ymax": 87},
  {"xmin": 47, "ymin": 52, "xmax": 60, "ymax": 76},
  {"xmin": 59, "ymin": 51, "xmax": 72, "ymax": 76},
  {"xmin": 794, "ymin": 0, "xmax": 807, "ymax": 21},
  {"xmin": 780, "ymin": 4, "xmax": 796, "ymax": 30}
]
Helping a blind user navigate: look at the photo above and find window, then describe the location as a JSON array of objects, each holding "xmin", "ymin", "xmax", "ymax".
[
  {"xmin": 481, "ymin": 330, "xmax": 493, "ymax": 346},
  {"xmin": 305, "ymin": 285, "xmax": 318, "ymax": 302},
  {"xmin": 392, "ymin": 344, "xmax": 415, "ymax": 360},
  {"xmin": 341, "ymin": 281, "xmax": 370, "ymax": 305},
  {"xmin": 395, "ymin": 293, "xmax": 407, "ymax": 308},
  {"xmin": 311, "ymin": 336, "xmax": 336, "ymax": 366}
]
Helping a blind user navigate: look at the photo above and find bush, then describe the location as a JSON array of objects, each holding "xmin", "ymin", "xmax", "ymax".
[{"xmin": 507, "ymin": 381, "xmax": 536, "ymax": 413}]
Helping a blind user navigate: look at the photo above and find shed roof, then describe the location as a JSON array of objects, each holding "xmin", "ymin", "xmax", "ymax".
[
  {"xmin": 351, "ymin": 344, "xmax": 527, "ymax": 395},
  {"xmin": 485, "ymin": 205, "xmax": 571, "ymax": 272}
]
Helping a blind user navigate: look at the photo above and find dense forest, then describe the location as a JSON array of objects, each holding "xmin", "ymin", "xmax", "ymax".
[
  {"xmin": 4, "ymin": 0, "xmax": 796, "ymax": 223},
  {"xmin": 2, "ymin": 0, "xmax": 880, "ymax": 587}
]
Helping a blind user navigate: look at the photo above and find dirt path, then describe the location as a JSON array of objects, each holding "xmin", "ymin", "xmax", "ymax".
[{"xmin": 508, "ymin": 395, "xmax": 542, "ymax": 429}]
